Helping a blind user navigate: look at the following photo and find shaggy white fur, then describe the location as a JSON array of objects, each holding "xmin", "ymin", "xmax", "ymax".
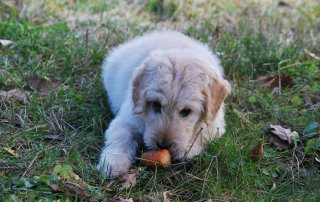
[{"xmin": 97, "ymin": 31, "xmax": 231, "ymax": 178}]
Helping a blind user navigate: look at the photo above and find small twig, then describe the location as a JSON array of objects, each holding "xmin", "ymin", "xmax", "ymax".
[
  {"xmin": 304, "ymin": 49, "xmax": 320, "ymax": 61},
  {"xmin": 183, "ymin": 128, "xmax": 203, "ymax": 160},
  {"xmin": 201, "ymin": 155, "xmax": 216, "ymax": 199},
  {"xmin": 86, "ymin": 29, "xmax": 89, "ymax": 47},
  {"xmin": 233, "ymin": 109, "xmax": 252, "ymax": 124},
  {"xmin": 185, "ymin": 173, "xmax": 210, "ymax": 182},
  {"xmin": 21, "ymin": 152, "xmax": 40, "ymax": 177},
  {"xmin": 10, "ymin": 187, "xmax": 51, "ymax": 194},
  {"xmin": 0, "ymin": 167, "xmax": 24, "ymax": 170},
  {"xmin": 12, "ymin": 124, "xmax": 47, "ymax": 136}
]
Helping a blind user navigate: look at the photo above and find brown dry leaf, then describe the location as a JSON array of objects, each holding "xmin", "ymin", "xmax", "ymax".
[
  {"xmin": 120, "ymin": 174, "xmax": 136, "ymax": 190},
  {"xmin": 248, "ymin": 140, "xmax": 264, "ymax": 162},
  {"xmin": 268, "ymin": 135, "xmax": 290, "ymax": 150},
  {"xmin": 270, "ymin": 124, "xmax": 293, "ymax": 144},
  {"xmin": 0, "ymin": 89, "xmax": 28, "ymax": 102},
  {"xmin": 120, "ymin": 198, "xmax": 134, "ymax": 202},
  {"xmin": 163, "ymin": 190, "xmax": 172, "ymax": 202},
  {"xmin": 278, "ymin": 1, "xmax": 291, "ymax": 7},
  {"xmin": 120, "ymin": 168, "xmax": 142, "ymax": 190},
  {"xmin": 258, "ymin": 74, "xmax": 294, "ymax": 89},
  {"xmin": 29, "ymin": 77, "xmax": 60, "ymax": 94},
  {"xmin": 130, "ymin": 167, "xmax": 142, "ymax": 175},
  {"xmin": 49, "ymin": 184, "xmax": 63, "ymax": 192},
  {"xmin": 4, "ymin": 147, "xmax": 19, "ymax": 156},
  {"xmin": 0, "ymin": 39, "xmax": 13, "ymax": 46}
]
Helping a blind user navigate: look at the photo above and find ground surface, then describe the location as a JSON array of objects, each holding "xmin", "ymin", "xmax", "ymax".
[{"xmin": 0, "ymin": 0, "xmax": 320, "ymax": 201}]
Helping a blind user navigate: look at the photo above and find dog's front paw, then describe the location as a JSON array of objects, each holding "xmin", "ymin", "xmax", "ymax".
[{"xmin": 97, "ymin": 153, "xmax": 132, "ymax": 178}]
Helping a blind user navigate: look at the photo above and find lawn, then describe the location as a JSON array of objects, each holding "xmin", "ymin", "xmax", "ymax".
[{"xmin": 0, "ymin": 0, "xmax": 320, "ymax": 201}]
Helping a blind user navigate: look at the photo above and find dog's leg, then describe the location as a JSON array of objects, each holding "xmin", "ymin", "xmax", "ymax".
[{"xmin": 97, "ymin": 115, "xmax": 140, "ymax": 178}]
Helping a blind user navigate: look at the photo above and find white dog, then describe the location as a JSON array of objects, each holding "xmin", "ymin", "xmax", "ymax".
[{"xmin": 97, "ymin": 31, "xmax": 230, "ymax": 178}]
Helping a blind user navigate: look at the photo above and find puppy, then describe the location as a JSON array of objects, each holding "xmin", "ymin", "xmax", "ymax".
[{"xmin": 97, "ymin": 31, "xmax": 230, "ymax": 178}]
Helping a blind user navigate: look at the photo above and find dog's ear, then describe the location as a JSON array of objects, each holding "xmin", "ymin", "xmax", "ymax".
[
  {"xmin": 203, "ymin": 76, "xmax": 231, "ymax": 125},
  {"xmin": 132, "ymin": 64, "xmax": 152, "ymax": 114}
]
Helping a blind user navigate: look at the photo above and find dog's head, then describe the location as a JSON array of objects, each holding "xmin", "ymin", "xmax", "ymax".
[{"xmin": 131, "ymin": 49, "xmax": 230, "ymax": 161}]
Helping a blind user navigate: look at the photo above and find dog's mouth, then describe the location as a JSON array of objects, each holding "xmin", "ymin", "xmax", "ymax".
[
  {"xmin": 168, "ymin": 149, "xmax": 187, "ymax": 163},
  {"xmin": 148, "ymin": 141, "xmax": 187, "ymax": 162}
]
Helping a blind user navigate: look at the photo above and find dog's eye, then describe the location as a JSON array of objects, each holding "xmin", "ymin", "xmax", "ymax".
[
  {"xmin": 180, "ymin": 109, "xmax": 191, "ymax": 117},
  {"xmin": 152, "ymin": 101, "xmax": 162, "ymax": 113}
]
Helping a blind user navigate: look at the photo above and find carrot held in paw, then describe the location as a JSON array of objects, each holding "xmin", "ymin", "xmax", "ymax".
[{"xmin": 141, "ymin": 149, "xmax": 171, "ymax": 168}]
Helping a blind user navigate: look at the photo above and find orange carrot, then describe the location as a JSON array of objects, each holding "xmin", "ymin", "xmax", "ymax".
[{"xmin": 141, "ymin": 149, "xmax": 171, "ymax": 168}]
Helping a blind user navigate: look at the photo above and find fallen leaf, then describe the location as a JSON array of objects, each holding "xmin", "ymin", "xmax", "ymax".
[
  {"xmin": 270, "ymin": 124, "xmax": 293, "ymax": 144},
  {"xmin": 130, "ymin": 167, "xmax": 142, "ymax": 175},
  {"xmin": 120, "ymin": 168, "xmax": 142, "ymax": 190},
  {"xmin": 4, "ymin": 147, "xmax": 19, "ymax": 156},
  {"xmin": 0, "ymin": 39, "xmax": 13, "ymax": 46},
  {"xmin": 120, "ymin": 198, "xmax": 133, "ymax": 202},
  {"xmin": 49, "ymin": 184, "xmax": 63, "ymax": 192},
  {"xmin": 0, "ymin": 89, "xmax": 28, "ymax": 102},
  {"xmin": 28, "ymin": 77, "xmax": 60, "ymax": 94},
  {"xmin": 278, "ymin": 1, "xmax": 291, "ymax": 7},
  {"xmin": 248, "ymin": 140, "xmax": 264, "ymax": 161},
  {"xmin": 163, "ymin": 190, "xmax": 172, "ymax": 202},
  {"xmin": 258, "ymin": 74, "xmax": 295, "ymax": 89},
  {"xmin": 268, "ymin": 135, "xmax": 290, "ymax": 150},
  {"xmin": 120, "ymin": 174, "xmax": 137, "ymax": 190}
]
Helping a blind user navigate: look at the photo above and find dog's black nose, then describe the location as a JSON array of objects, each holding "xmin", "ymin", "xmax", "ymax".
[{"xmin": 156, "ymin": 141, "xmax": 172, "ymax": 149}]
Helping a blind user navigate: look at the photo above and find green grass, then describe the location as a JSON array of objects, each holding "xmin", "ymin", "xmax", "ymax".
[{"xmin": 1, "ymin": 0, "xmax": 320, "ymax": 201}]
